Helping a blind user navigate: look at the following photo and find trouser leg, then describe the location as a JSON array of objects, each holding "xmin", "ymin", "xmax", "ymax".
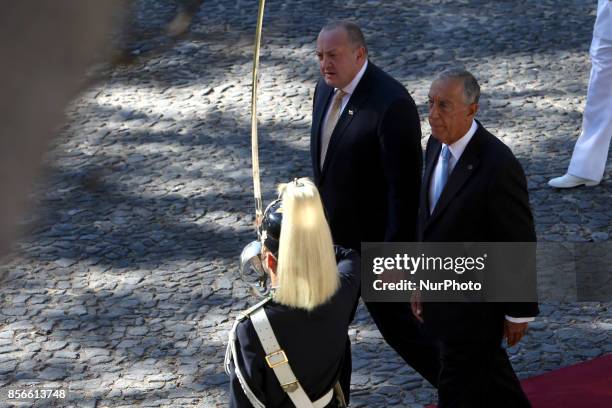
[
  {"xmin": 568, "ymin": 36, "xmax": 612, "ymax": 182},
  {"xmin": 365, "ymin": 301, "xmax": 440, "ymax": 387},
  {"xmin": 437, "ymin": 340, "xmax": 531, "ymax": 408},
  {"xmin": 426, "ymin": 305, "xmax": 531, "ymax": 408}
]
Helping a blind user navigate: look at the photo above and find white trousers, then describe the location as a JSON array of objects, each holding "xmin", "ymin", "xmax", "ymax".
[{"xmin": 568, "ymin": 1, "xmax": 612, "ymax": 182}]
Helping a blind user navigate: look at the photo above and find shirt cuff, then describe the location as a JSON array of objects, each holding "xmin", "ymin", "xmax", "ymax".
[{"xmin": 505, "ymin": 316, "xmax": 535, "ymax": 323}]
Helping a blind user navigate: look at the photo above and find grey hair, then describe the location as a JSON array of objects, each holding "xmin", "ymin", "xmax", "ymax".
[
  {"xmin": 321, "ymin": 20, "xmax": 368, "ymax": 53},
  {"xmin": 434, "ymin": 68, "xmax": 480, "ymax": 104}
]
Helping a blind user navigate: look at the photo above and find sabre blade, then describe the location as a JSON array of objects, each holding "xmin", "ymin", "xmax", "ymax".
[{"xmin": 251, "ymin": 0, "xmax": 266, "ymax": 235}]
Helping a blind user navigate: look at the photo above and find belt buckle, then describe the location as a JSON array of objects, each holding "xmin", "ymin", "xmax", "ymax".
[
  {"xmin": 265, "ymin": 349, "xmax": 288, "ymax": 368},
  {"xmin": 281, "ymin": 380, "xmax": 299, "ymax": 393}
]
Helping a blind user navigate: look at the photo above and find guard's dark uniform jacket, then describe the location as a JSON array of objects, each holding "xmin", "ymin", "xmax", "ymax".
[{"xmin": 228, "ymin": 246, "xmax": 360, "ymax": 407}]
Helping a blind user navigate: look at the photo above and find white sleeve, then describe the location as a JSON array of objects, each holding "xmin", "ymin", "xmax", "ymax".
[{"xmin": 505, "ymin": 315, "xmax": 535, "ymax": 323}]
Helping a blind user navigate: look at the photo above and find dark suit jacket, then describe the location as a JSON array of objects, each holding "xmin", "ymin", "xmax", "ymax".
[
  {"xmin": 311, "ymin": 62, "xmax": 422, "ymax": 252},
  {"xmin": 417, "ymin": 121, "xmax": 539, "ymax": 321},
  {"xmin": 229, "ymin": 247, "xmax": 360, "ymax": 407}
]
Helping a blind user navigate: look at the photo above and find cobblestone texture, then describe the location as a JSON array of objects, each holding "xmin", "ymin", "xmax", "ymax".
[{"xmin": 0, "ymin": 0, "xmax": 610, "ymax": 407}]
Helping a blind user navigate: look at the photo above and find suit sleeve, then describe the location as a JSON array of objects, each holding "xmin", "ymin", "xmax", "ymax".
[
  {"xmin": 379, "ymin": 97, "xmax": 423, "ymax": 242},
  {"xmin": 229, "ymin": 320, "xmax": 267, "ymax": 407},
  {"xmin": 335, "ymin": 246, "xmax": 362, "ymax": 323},
  {"xmin": 487, "ymin": 155, "xmax": 539, "ymax": 318},
  {"xmin": 487, "ymin": 154, "xmax": 535, "ymax": 242}
]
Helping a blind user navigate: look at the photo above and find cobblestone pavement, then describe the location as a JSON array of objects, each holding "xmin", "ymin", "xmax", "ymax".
[{"xmin": 1, "ymin": 0, "xmax": 611, "ymax": 407}]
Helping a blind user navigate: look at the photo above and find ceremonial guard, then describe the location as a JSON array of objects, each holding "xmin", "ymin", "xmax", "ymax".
[{"xmin": 225, "ymin": 178, "xmax": 360, "ymax": 407}]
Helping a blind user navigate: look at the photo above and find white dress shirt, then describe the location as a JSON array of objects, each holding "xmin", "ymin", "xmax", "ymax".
[
  {"xmin": 428, "ymin": 120, "xmax": 478, "ymax": 214},
  {"xmin": 428, "ymin": 119, "xmax": 534, "ymax": 324}
]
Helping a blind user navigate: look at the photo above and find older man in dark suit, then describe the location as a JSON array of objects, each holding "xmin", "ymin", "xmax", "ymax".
[
  {"xmin": 311, "ymin": 20, "xmax": 439, "ymax": 397},
  {"xmin": 414, "ymin": 68, "xmax": 539, "ymax": 407}
]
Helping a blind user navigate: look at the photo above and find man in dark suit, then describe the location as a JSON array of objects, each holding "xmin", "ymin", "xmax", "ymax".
[
  {"xmin": 311, "ymin": 20, "xmax": 439, "ymax": 394},
  {"xmin": 414, "ymin": 68, "xmax": 538, "ymax": 407}
]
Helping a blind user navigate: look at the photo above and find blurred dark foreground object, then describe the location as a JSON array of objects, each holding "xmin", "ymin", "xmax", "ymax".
[
  {"xmin": 167, "ymin": 0, "xmax": 204, "ymax": 37},
  {"xmin": 0, "ymin": 0, "xmax": 122, "ymax": 258},
  {"xmin": 109, "ymin": 0, "xmax": 205, "ymax": 67}
]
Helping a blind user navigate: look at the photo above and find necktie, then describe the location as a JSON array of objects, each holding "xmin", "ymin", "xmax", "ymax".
[
  {"xmin": 320, "ymin": 89, "xmax": 347, "ymax": 169},
  {"xmin": 432, "ymin": 145, "xmax": 451, "ymax": 211}
]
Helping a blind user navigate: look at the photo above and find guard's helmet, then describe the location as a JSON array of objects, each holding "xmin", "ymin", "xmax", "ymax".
[
  {"xmin": 259, "ymin": 198, "xmax": 282, "ymax": 258},
  {"xmin": 238, "ymin": 198, "xmax": 283, "ymax": 297}
]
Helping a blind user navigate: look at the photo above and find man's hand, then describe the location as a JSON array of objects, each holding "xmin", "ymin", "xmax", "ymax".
[
  {"xmin": 504, "ymin": 320, "xmax": 528, "ymax": 347},
  {"xmin": 410, "ymin": 290, "xmax": 423, "ymax": 323}
]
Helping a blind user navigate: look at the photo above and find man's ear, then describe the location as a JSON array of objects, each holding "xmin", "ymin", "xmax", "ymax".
[
  {"xmin": 356, "ymin": 46, "xmax": 366, "ymax": 61},
  {"xmin": 468, "ymin": 102, "xmax": 479, "ymax": 118}
]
